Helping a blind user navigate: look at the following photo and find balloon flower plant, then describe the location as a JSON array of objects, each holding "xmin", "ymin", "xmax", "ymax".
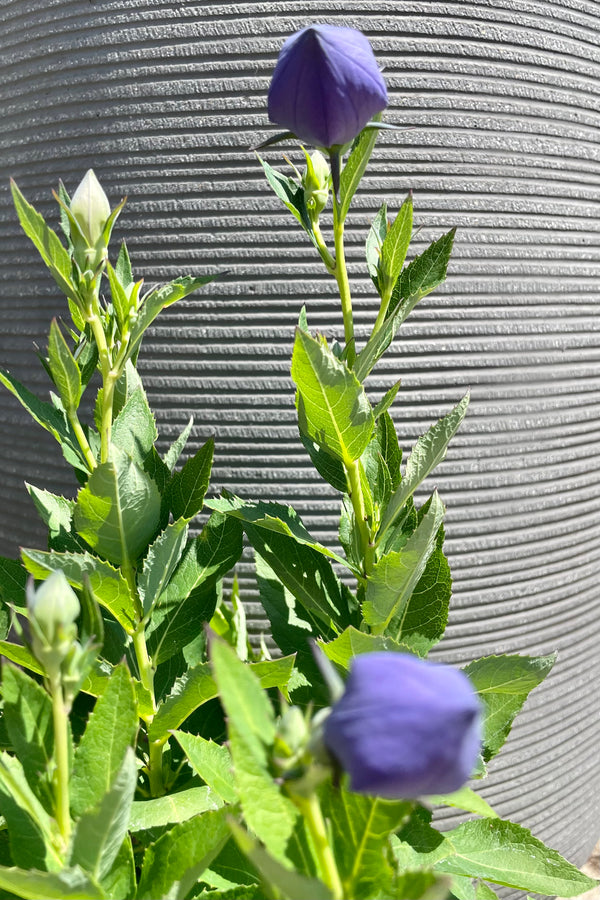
[{"xmin": 0, "ymin": 21, "xmax": 594, "ymax": 900}]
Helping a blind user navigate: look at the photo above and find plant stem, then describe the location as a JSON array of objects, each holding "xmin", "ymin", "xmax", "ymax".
[
  {"xmin": 293, "ymin": 792, "xmax": 343, "ymax": 900},
  {"xmin": 312, "ymin": 220, "xmax": 336, "ymax": 273},
  {"xmin": 371, "ymin": 286, "xmax": 392, "ymax": 339},
  {"xmin": 346, "ymin": 459, "xmax": 374, "ymax": 578},
  {"xmin": 84, "ymin": 289, "xmax": 115, "ymax": 464},
  {"xmin": 332, "ymin": 196, "xmax": 355, "ymax": 368},
  {"xmin": 67, "ymin": 407, "xmax": 96, "ymax": 471},
  {"xmin": 49, "ymin": 675, "xmax": 71, "ymax": 846}
]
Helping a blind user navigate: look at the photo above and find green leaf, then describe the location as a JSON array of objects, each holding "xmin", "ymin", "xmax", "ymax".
[
  {"xmin": 242, "ymin": 518, "xmax": 354, "ymax": 635},
  {"xmin": 363, "ymin": 491, "xmax": 445, "ymax": 633},
  {"xmin": 174, "ymin": 733, "xmax": 237, "ymax": 804},
  {"xmin": 164, "ymin": 416, "xmax": 194, "ymax": 472},
  {"xmin": 47, "ymin": 319, "xmax": 81, "ymax": 411},
  {"xmin": 138, "ymin": 518, "xmax": 188, "ymax": 615},
  {"xmin": 378, "ymin": 394, "xmax": 469, "ymax": 539},
  {"xmin": 128, "ymin": 274, "xmax": 218, "ymax": 360},
  {"xmin": 256, "ymin": 155, "xmax": 316, "ymax": 245},
  {"xmin": 136, "ymin": 808, "xmax": 230, "ymax": 900},
  {"xmin": 365, "ymin": 203, "xmax": 388, "ymax": 292},
  {"xmin": 148, "ymin": 656, "xmax": 294, "ymax": 743},
  {"xmin": 211, "ymin": 641, "xmax": 297, "ymax": 860},
  {"xmin": 0, "ymin": 865, "xmax": 103, "ymax": 900},
  {"xmin": 388, "ymin": 228, "xmax": 456, "ymax": 320},
  {"xmin": 373, "ymin": 382, "xmax": 401, "ymax": 422},
  {"xmin": 168, "ymin": 437, "xmax": 214, "ymax": 521},
  {"xmin": 318, "ymin": 626, "xmax": 412, "ymax": 670},
  {"xmin": 73, "ymin": 446, "xmax": 161, "ymax": 565},
  {"xmin": 390, "ymin": 518, "xmax": 451, "ymax": 655},
  {"xmin": 322, "ymin": 782, "xmax": 412, "ymax": 900},
  {"xmin": 10, "ymin": 180, "xmax": 79, "ymax": 304},
  {"xmin": 146, "ymin": 512, "xmax": 243, "ymax": 665},
  {"xmin": 106, "ymin": 261, "xmax": 131, "ymax": 332},
  {"xmin": 0, "ymin": 557, "xmax": 27, "ymax": 608},
  {"xmin": 1, "ymin": 665, "xmax": 53, "ymax": 806},
  {"xmin": 70, "ymin": 663, "xmax": 138, "ymax": 818},
  {"xmin": 26, "ymin": 484, "xmax": 88, "ymax": 554},
  {"xmin": 292, "ymin": 328, "xmax": 374, "ymax": 465},
  {"xmin": 0, "ymin": 753, "xmax": 61, "ymax": 871},
  {"xmin": 115, "ymin": 240, "xmax": 133, "ymax": 288},
  {"xmin": 100, "ymin": 837, "xmax": 135, "ymax": 900},
  {"xmin": 0, "ymin": 642, "xmax": 44, "ymax": 676},
  {"xmin": 397, "ymin": 819, "xmax": 597, "ymax": 896},
  {"xmin": 429, "ymin": 786, "xmax": 497, "ymax": 819},
  {"xmin": 380, "ymin": 194, "xmax": 413, "ymax": 297},
  {"xmin": 298, "ymin": 427, "xmax": 348, "ymax": 493},
  {"xmin": 339, "ymin": 120, "xmax": 380, "ymax": 222},
  {"xmin": 205, "ymin": 496, "xmax": 356, "ymax": 575},
  {"xmin": 230, "ymin": 820, "xmax": 332, "ymax": 900},
  {"xmin": 21, "ymin": 548, "xmax": 135, "ymax": 634},
  {"xmin": 110, "ymin": 387, "xmax": 157, "ymax": 470},
  {"xmin": 0, "ymin": 368, "xmax": 87, "ymax": 474},
  {"xmin": 70, "ymin": 747, "xmax": 137, "ymax": 880},
  {"xmin": 129, "ymin": 785, "xmax": 220, "ymax": 835},
  {"xmin": 463, "ymin": 654, "xmax": 556, "ymax": 762}
]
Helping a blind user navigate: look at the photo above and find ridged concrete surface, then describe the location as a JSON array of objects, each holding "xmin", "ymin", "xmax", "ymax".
[{"xmin": 1, "ymin": 1, "xmax": 600, "ymax": 888}]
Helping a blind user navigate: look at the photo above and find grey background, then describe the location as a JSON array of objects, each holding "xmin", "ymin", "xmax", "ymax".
[{"xmin": 1, "ymin": 0, "xmax": 600, "ymax": 889}]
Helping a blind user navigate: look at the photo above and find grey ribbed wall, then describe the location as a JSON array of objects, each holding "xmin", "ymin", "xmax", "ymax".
[{"xmin": 1, "ymin": 0, "xmax": 600, "ymax": 888}]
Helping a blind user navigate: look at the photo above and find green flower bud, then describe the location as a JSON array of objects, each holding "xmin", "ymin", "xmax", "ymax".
[
  {"xmin": 302, "ymin": 149, "xmax": 330, "ymax": 218},
  {"xmin": 70, "ymin": 169, "xmax": 111, "ymax": 246},
  {"xmin": 27, "ymin": 572, "xmax": 80, "ymax": 673}
]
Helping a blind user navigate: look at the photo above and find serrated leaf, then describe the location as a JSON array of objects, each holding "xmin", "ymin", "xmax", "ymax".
[
  {"xmin": 298, "ymin": 428, "xmax": 348, "ymax": 493},
  {"xmin": 322, "ymin": 782, "xmax": 413, "ymax": 900},
  {"xmin": 129, "ymin": 785, "xmax": 220, "ymax": 835},
  {"xmin": 0, "ymin": 557, "xmax": 27, "ymax": 607},
  {"xmin": 168, "ymin": 437, "xmax": 214, "ymax": 521},
  {"xmin": 396, "ymin": 819, "xmax": 597, "ymax": 897},
  {"xmin": 318, "ymin": 626, "xmax": 412, "ymax": 670},
  {"xmin": 1, "ymin": 665, "xmax": 53, "ymax": 807},
  {"xmin": 70, "ymin": 664, "xmax": 138, "ymax": 818},
  {"xmin": 364, "ymin": 491, "xmax": 445, "ymax": 633},
  {"xmin": 230, "ymin": 820, "xmax": 332, "ymax": 900},
  {"xmin": 47, "ymin": 319, "xmax": 81, "ymax": 411},
  {"xmin": 378, "ymin": 395, "xmax": 469, "ymax": 539},
  {"xmin": 0, "ymin": 864, "xmax": 103, "ymax": 900},
  {"xmin": 292, "ymin": 329, "xmax": 374, "ymax": 465},
  {"xmin": 74, "ymin": 446, "xmax": 161, "ymax": 565},
  {"xmin": 26, "ymin": 484, "xmax": 87, "ymax": 554},
  {"xmin": 106, "ymin": 261, "xmax": 131, "ymax": 332},
  {"xmin": 0, "ymin": 753, "xmax": 61, "ymax": 871},
  {"xmin": 138, "ymin": 518, "xmax": 188, "ymax": 615},
  {"xmin": 146, "ymin": 512, "xmax": 243, "ymax": 665},
  {"xmin": 211, "ymin": 641, "xmax": 297, "ymax": 861},
  {"xmin": 205, "ymin": 496, "xmax": 356, "ymax": 574},
  {"xmin": 174, "ymin": 733, "xmax": 237, "ymax": 804},
  {"xmin": 429, "ymin": 786, "xmax": 498, "ymax": 819},
  {"xmin": 148, "ymin": 656, "xmax": 294, "ymax": 743},
  {"xmin": 0, "ymin": 641, "xmax": 44, "ymax": 676},
  {"xmin": 380, "ymin": 194, "xmax": 413, "ymax": 297},
  {"xmin": 164, "ymin": 416, "xmax": 194, "ymax": 472},
  {"xmin": 339, "ymin": 120, "xmax": 380, "ymax": 221},
  {"xmin": 21, "ymin": 547, "xmax": 135, "ymax": 633},
  {"xmin": 110, "ymin": 386, "xmax": 157, "ymax": 470},
  {"xmin": 10, "ymin": 180, "xmax": 79, "ymax": 304},
  {"xmin": 256, "ymin": 155, "xmax": 316, "ymax": 245},
  {"xmin": 463, "ymin": 654, "xmax": 556, "ymax": 762},
  {"xmin": 365, "ymin": 203, "xmax": 388, "ymax": 292},
  {"xmin": 70, "ymin": 747, "xmax": 137, "ymax": 880},
  {"xmin": 449, "ymin": 874, "xmax": 498, "ymax": 900},
  {"xmin": 115, "ymin": 241, "xmax": 133, "ymax": 289},
  {"xmin": 100, "ymin": 836, "xmax": 135, "ymax": 900},
  {"xmin": 128, "ymin": 274, "xmax": 218, "ymax": 361},
  {"xmin": 388, "ymin": 228, "xmax": 456, "ymax": 320},
  {"xmin": 373, "ymin": 382, "xmax": 401, "ymax": 422},
  {"xmin": 137, "ymin": 808, "xmax": 230, "ymax": 900}
]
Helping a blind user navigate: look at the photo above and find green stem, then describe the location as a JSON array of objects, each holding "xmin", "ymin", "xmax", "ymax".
[
  {"xmin": 293, "ymin": 793, "xmax": 343, "ymax": 900},
  {"xmin": 50, "ymin": 676, "xmax": 71, "ymax": 846},
  {"xmin": 85, "ymin": 292, "xmax": 115, "ymax": 464},
  {"xmin": 346, "ymin": 459, "xmax": 374, "ymax": 578},
  {"xmin": 371, "ymin": 285, "xmax": 392, "ymax": 339},
  {"xmin": 332, "ymin": 196, "xmax": 355, "ymax": 368},
  {"xmin": 67, "ymin": 407, "xmax": 96, "ymax": 471},
  {"xmin": 312, "ymin": 220, "xmax": 335, "ymax": 272}
]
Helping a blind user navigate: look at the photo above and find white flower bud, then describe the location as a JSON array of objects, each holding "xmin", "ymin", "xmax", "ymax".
[
  {"xmin": 70, "ymin": 169, "xmax": 111, "ymax": 246},
  {"xmin": 27, "ymin": 571, "xmax": 80, "ymax": 649}
]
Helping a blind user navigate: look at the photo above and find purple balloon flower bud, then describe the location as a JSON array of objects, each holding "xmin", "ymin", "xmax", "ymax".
[
  {"xmin": 268, "ymin": 24, "xmax": 388, "ymax": 149},
  {"xmin": 323, "ymin": 653, "xmax": 481, "ymax": 799}
]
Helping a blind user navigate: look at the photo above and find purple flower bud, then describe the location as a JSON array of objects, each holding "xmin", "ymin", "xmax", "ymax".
[
  {"xmin": 323, "ymin": 653, "xmax": 481, "ymax": 799},
  {"xmin": 268, "ymin": 25, "xmax": 388, "ymax": 149}
]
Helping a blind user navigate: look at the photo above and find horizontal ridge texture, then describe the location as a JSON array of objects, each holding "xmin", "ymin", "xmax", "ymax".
[{"xmin": 1, "ymin": 1, "xmax": 599, "ymax": 886}]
